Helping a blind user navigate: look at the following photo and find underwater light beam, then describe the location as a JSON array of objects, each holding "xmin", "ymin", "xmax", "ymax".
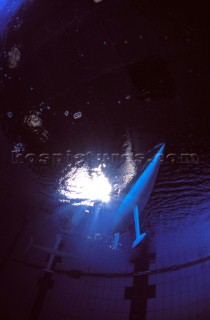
[{"xmin": 0, "ymin": 0, "xmax": 29, "ymax": 34}]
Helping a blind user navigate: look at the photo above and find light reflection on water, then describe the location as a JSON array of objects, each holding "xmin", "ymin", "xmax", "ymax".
[
  {"xmin": 1, "ymin": 121, "xmax": 210, "ymax": 266},
  {"xmin": 58, "ymin": 138, "xmax": 138, "ymax": 207},
  {"xmin": 58, "ymin": 164, "xmax": 112, "ymax": 205}
]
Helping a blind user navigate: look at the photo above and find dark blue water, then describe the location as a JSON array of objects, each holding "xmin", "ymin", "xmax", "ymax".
[
  {"xmin": 0, "ymin": 1, "xmax": 209, "ymax": 319},
  {"xmin": 0, "ymin": 0, "xmax": 209, "ymax": 262}
]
